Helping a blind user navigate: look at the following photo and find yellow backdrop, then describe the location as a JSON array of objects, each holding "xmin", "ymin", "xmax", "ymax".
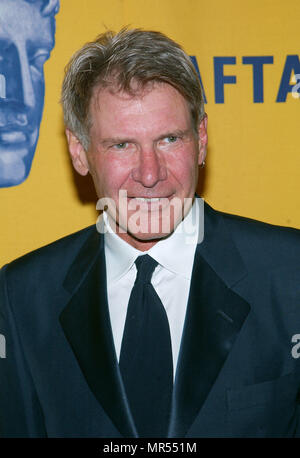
[{"xmin": 1, "ymin": 0, "xmax": 300, "ymax": 267}]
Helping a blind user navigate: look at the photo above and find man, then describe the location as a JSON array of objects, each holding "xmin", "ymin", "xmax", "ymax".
[
  {"xmin": 0, "ymin": 0, "xmax": 59, "ymax": 187},
  {"xmin": 0, "ymin": 28, "xmax": 300, "ymax": 438}
]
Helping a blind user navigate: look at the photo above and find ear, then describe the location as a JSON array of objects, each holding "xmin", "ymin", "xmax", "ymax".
[
  {"xmin": 197, "ymin": 114, "xmax": 208, "ymax": 166},
  {"xmin": 65, "ymin": 129, "xmax": 89, "ymax": 176}
]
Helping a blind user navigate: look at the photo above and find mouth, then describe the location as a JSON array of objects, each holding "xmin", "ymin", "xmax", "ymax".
[
  {"xmin": 134, "ymin": 197, "xmax": 163, "ymax": 202},
  {"xmin": 0, "ymin": 129, "xmax": 28, "ymax": 142},
  {"xmin": 127, "ymin": 194, "xmax": 175, "ymax": 211},
  {"xmin": 0, "ymin": 128, "xmax": 38, "ymax": 158}
]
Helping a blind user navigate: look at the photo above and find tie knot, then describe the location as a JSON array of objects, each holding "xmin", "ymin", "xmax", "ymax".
[{"xmin": 135, "ymin": 255, "xmax": 158, "ymax": 284}]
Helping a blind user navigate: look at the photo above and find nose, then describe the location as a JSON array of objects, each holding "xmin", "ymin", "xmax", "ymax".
[
  {"xmin": 132, "ymin": 146, "xmax": 167, "ymax": 187},
  {"xmin": 17, "ymin": 44, "xmax": 36, "ymax": 108}
]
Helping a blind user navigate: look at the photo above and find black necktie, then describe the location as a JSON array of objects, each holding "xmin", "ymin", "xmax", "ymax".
[{"xmin": 119, "ymin": 255, "xmax": 173, "ymax": 437}]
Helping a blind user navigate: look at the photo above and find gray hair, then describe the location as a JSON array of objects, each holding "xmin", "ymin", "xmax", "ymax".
[
  {"xmin": 61, "ymin": 28, "xmax": 205, "ymax": 151},
  {"xmin": 24, "ymin": 0, "xmax": 60, "ymax": 16}
]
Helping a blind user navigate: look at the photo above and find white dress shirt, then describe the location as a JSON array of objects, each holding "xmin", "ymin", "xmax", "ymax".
[{"xmin": 103, "ymin": 198, "xmax": 204, "ymax": 377}]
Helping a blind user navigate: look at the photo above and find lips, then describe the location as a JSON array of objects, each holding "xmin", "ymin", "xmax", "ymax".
[
  {"xmin": 0, "ymin": 127, "xmax": 38, "ymax": 154},
  {"xmin": 128, "ymin": 195, "xmax": 174, "ymax": 203},
  {"xmin": 128, "ymin": 193, "xmax": 174, "ymax": 200},
  {"xmin": 1, "ymin": 131, "xmax": 26, "ymax": 143},
  {"xmin": 134, "ymin": 197, "xmax": 163, "ymax": 202},
  {"xmin": 126, "ymin": 195, "xmax": 175, "ymax": 211},
  {"xmin": 0, "ymin": 131, "xmax": 31, "ymax": 159}
]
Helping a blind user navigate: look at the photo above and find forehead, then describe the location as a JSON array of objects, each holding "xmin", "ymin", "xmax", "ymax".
[
  {"xmin": 90, "ymin": 83, "xmax": 192, "ymax": 135},
  {"xmin": 0, "ymin": 0, "xmax": 54, "ymax": 49}
]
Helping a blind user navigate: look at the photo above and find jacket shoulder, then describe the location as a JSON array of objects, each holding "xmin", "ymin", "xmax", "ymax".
[
  {"xmin": 2, "ymin": 225, "xmax": 100, "ymax": 283},
  {"xmin": 207, "ymin": 204, "xmax": 300, "ymax": 269}
]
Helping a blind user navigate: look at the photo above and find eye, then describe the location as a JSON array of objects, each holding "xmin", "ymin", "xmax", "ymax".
[
  {"xmin": 114, "ymin": 142, "xmax": 128, "ymax": 150},
  {"xmin": 30, "ymin": 51, "xmax": 50, "ymax": 74},
  {"xmin": 165, "ymin": 136, "xmax": 178, "ymax": 143},
  {"xmin": 158, "ymin": 135, "xmax": 181, "ymax": 148},
  {"xmin": 108, "ymin": 141, "xmax": 136, "ymax": 153}
]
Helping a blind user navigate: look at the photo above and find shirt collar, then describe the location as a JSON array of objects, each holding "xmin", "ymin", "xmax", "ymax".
[{"xmin": 104, "ymin": 197, "xmax": 204, "ymax": 283}]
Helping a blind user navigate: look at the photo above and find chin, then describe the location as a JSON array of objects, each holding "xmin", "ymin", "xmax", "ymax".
[
  {"xmin": 0, "ymin": 153, "xmax": 27, "ymax": 187},
  {"xmin": 126, "ymin": 219, "xmax": 176, "ymax": 242},
  {"xmin": 132, "ymin": 231, "xmax": 172, "ymax": 241}
]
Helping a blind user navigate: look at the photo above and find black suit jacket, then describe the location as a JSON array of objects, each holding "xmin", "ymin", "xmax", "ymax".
[{"xmin": 1, "ymin": 202, "xmax": 300, "ymax": 437}]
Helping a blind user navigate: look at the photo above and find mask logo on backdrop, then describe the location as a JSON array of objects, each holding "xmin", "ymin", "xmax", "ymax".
[
  {"xmin": 0, "ymin": 0, "xmax": 59, "ymax": 188},
  {"xmin": 191, "ymin": 54, "xmax": 300, "ymax": 103}
]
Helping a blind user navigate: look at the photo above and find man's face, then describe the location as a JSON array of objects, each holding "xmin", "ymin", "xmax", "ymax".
[
  {"xmin": 0, "ymin": 0, "xmax": 55, "ymax": 187},
  {"xmin": 68, "ymin": 82, "xmax": 207, "ymax": 251}
]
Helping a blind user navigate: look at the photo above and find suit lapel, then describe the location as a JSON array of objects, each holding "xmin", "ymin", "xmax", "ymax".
[
  {"xmin": 59, "ymin": 230, "xmax": 137, "ymax": 438},
  {"xmin": 168, "ymin": 203, "xmax": 250, "ymax": 437}
]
